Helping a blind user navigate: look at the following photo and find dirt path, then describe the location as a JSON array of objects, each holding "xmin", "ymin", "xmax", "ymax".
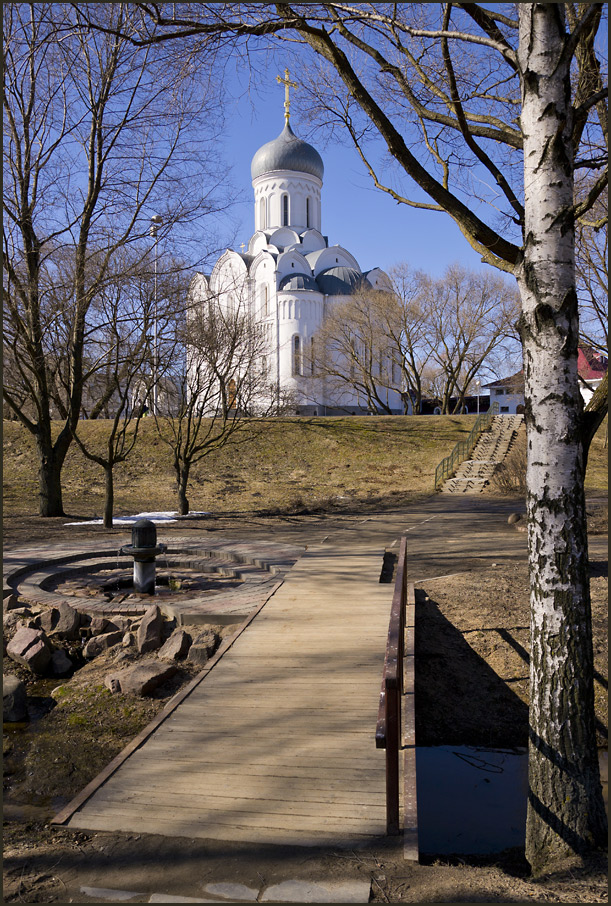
[{"xmin": 3, "ymin": 494, "xmax": 608, "ymax": 903}]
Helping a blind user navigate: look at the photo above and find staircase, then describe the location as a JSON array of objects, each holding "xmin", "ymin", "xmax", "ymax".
[{"xmin": 440, "ymin": 415, "xmax": 524, "ymax": 494}]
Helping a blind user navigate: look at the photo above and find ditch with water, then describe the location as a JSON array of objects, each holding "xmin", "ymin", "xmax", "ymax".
[{"xmin": 417, "ymin": 745, "xmax": 608, "ymax": 854}]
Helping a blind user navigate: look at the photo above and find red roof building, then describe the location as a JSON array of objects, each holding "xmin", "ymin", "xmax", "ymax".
[{"xmin": 484, "ymin": 345, "xmax": 607, "ymax": 414}]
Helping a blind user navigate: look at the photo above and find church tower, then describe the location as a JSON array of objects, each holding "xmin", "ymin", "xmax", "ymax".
[
  {"xmin": 250, "ymin": 69, "xmax": 324, "ymax": 233},
  {"xmin": 188, "ymin": 69, "xmax": 403, "ymax": 417}
]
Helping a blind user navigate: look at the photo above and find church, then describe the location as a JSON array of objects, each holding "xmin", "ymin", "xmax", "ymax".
[{"xmin": 188, "ymin": 71, "xmax": 404, "ymax": 416}]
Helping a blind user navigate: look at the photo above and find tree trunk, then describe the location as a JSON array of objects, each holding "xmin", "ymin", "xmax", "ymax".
[
  {"xmin": 176, "ymin": 463, "xmax": 190, "ymax": 516},
  {"xmin": 517, "ymin": 4, "xmax": 607, "ymax": 873},
  {"xmin": 36, "ymin": 434, "xmax": 66, "ymax": 517},
  {"xmin": 103, "ymin": 464, "xmax": 114, "ymax": 529}
]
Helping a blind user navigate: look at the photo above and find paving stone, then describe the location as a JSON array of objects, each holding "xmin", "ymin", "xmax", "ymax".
[
  {"xmin": 260, "ymin": 879, "xmax": 371, "ymax": 903},
  {"xmin": 203, "ymin": 881, "xmax": 259, "ymax": 901},
  {"xmin": 80, "ymin": 886, "xmax": 144, "ymax": 901},
  {"xmin": 148, "ymin": 896, "xmax": 218, "ymax": 904}
]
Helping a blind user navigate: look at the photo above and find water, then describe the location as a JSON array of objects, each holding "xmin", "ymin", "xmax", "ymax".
[{"xmin": 417, "ymin": 746, "xmax": 608, "ymax": 855}]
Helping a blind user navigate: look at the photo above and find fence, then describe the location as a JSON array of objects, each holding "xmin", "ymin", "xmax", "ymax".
[{"xmin": 433, "ymin": 401, "xmax": 500, "ymax": 490}]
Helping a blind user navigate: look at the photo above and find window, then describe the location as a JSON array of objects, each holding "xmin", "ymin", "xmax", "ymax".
[
  {"xmin": 259, "ymin": 197, "xmax": 266, "ymax": 230},
  {"xmin": 310, "ymin": 337, "xmax": 315, "ymax": 375},
  {"xmin": 282, "ymin": 194, "xmax": 289, "ymax": 226},
  {"xmin": 261, "ymin": 284, "xmax": 269, "ymax": 317},
  {"xmin": 261, "ymin": 356, "xmax": 268, "ymax": 377},
  {"xmin": 306, "ymin": 197, "xmax": 311, "ymax": 228},
  {"xmin": 501, "ymin": 406, "xmax": 509, "ymax": 413},
  {"xmin": 292, "ymin": 335, "xmax": 302, "ymax": 376}
]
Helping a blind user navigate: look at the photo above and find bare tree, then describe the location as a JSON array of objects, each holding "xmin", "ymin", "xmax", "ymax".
[
  {"xmin": 155, "ymin": 285, "xmax": 288, "ymax": 516},
  {"xmin": 424, "ymin": 265, "xmax": 520, "ymax": 413},
  {"xmin": 73, "ymin": 1, "xmax": 608, "ymax": 872},
  {"xmin": 70, "ymin": 253, "xmax": 183, "ymax": 528},
  {"xmin": 311, "ymin": 287, "xmax": 400, "ymax": 413},
  {"xmin": 3, "ymin": 3, "xmax": 226, "ymax": 516}
]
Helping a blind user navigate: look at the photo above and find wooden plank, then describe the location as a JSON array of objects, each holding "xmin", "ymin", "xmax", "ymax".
[
  {"xmin": 67, "ymin": 812, "xmax": 381, "ymax": 847},
  {"xmin": 72, "ymin": 800, "xmax": 386, "ymax": 834}
]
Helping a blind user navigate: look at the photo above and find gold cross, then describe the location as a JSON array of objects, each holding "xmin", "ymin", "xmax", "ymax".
[
  {"xmin": 240, "ymin": 242, "xmax": 245, "ymax": 252},
  {"xmin": 276, "ymin": 67, "xmax": 298, "ymax": 124}
]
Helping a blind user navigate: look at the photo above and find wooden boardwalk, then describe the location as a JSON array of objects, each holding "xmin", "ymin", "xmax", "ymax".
[{"xmin": 61, "ymin": 542, "xmax": 393, "ymax": 847}]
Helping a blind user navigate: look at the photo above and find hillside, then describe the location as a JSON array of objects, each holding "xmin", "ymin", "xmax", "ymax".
[{"xmin": 3, "ymin": 415, "xmax": 607, "ymax": 520}]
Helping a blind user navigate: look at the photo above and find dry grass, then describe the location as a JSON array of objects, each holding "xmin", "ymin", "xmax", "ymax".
[
  {"xmin": 3, "ymin": 415, "xmax": 479, "ymax": 518},
  {"xmin": 3, "ymin": 414, "xmax": 607, "ymax": 520}
]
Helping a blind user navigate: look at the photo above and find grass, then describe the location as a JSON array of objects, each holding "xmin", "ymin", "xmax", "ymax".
[{"xmin": 3, "ymin": 414, "xmax": 607, "ymax": 519}]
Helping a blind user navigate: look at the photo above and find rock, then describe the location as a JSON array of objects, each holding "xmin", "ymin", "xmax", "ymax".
[
  {"xmin": 37, "ymin": 608, "xmax": 59, "ymax": 633},
  {"xmin": 137, "ymin": 605, "xmax": 165, "ymax": 654},
  {"xmin": 50, "ymin": 648, "xmax": 73, "ymax": 676},
  {"xmin": 158, "ymin": 629, "xmax": 192, "ymax": 661},
  {"xmin": 6, "ymin": 627, "xmax": 52, "ymax": 674},
  {"xmin": 3, "ymin": 611, "xmax": 27, "ymax": 634},
  {"xmin": 90, "ymin": 616, "xmax": 114, "ymax": 635},
  {"xmin": 122, "ymin": 631, "xmax": 135, "ymax": 648},
  {"xmin": 508, "ymin": 513, "xmax": 522, "ymax": 525},
  {"xmin": 3, "ymin": 674, "xmax": 27, "ymax": 722},
  {"xmin": 187, "ymin": 629, "xmax": 220, "ymax": 666},
  {"xmin": 49, "ymin": 602, "xmax": 81, "ymax": 640},
  {"xmin": 105, "ymin": 660, "xmax": 177, "ymax": 696},
  {"xmin": 83, "ymin": 630, "xmax": 124, "ymax": 659}
]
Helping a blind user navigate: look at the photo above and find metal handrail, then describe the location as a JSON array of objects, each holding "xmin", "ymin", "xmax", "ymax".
[
  {"xmin": 376, "ymin": 535, "xmax": 407, "ymax": 835},
  {"xmin": 433, "ymin": 401, "xmax": 499, "ymax": 489}
]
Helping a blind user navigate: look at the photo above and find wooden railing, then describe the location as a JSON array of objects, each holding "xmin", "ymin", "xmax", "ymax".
[
  {"xmin": 376, "ymin": 535, "xmax": 408, "ymax": 836},
  {"xmin": 433, "ymin": 401, "xmax": 499, "ymax": 490}
]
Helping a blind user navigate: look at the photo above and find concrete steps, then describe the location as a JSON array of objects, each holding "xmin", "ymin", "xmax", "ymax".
[{"xmin": 441, "ymin": 415, "xmax": 523, "ymax": 495}]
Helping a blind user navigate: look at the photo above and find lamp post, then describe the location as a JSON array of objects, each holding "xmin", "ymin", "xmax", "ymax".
[
  {"xmin": 149, "ymin": 214, "xmax": 163, "ymax": 414},
  {"xmin": 475, "ymin": 379, "xmax": 481, "ymax": 415}
]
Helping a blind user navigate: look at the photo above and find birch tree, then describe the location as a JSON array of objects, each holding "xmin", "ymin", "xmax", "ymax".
[{"xmin": 77, "ymin": 1, "xmax": 608, "ymax": 873}]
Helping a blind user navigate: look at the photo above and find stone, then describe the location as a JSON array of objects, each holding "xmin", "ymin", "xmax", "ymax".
[
  {"xmin": 6, "ymin": 626, "xmax": 52, "ymax": 674},
  {"xmin": 37, "ymin": 608, "xmax": 59, "ymax": 633},
  {"xmin": 508, "ymin": 512, "xmax": 522, "ymax": 525},
  {"xmin": 137, "ymin": 605, "xmax": 165, "ymax": 654},
  {"xmin": 50, "ymin": 648, "xmax": 73, "ymax": 676},
  {"xmin": 122, "ymin": 632, "xmax": 135, "ymax": 648},
  {"xmin": 158, "ymin": 629, "xmax": 192, "ymax": 661},
  {"xmin": 204, "ymin": 882, "xmax": 259, "ymax": 901},
  {"xmin": 3, "ymin": 611, "xmax": 28, "ymax": 634},
  {"xmin": 104, "ymin": 660, "xmax": 177, "ymax": 697},
  {"xmin": 260, "ymin": 880, "xmax": 371, "ymax": 903},
  {"xmin": 187, "ymin": 629, "xmax": 220, "ymax": 666},
  {"xmin": 79, "ymin": 888, "xmax": 145, "ymax": 902},
  {"xmin": 49, "ymin": 602, "xmax": 81, "ymax": 640},
  {"xmin": 90, "ymin": 616, "xmax": 115, "ymax": 635},
  {"xmin": 3, "ymin": 674, "xmax": 27, "ymax": 722},
  {"xmin": 83, "ymin": 630, "xmax": 124, "ymax": 659}
]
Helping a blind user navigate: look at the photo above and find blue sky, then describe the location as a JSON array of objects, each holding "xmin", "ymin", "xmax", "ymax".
[{"xmin": 218, "ymin": 74, "xmax": 491, "ymax": 279}]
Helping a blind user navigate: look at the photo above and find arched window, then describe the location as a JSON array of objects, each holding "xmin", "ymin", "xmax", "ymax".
[
  {"xmin": 282, "ymin": 194, "xmax": 289, "ymax": 226},
  {"xmin": 259, "ymin": 197, "xmax": 266, "ymax": 230},
  {"xmin": 261, "ymin": 284, "xmax": 269, "ymax": 317},
  {"xmin": 310, "ymin": 337, "xmax": 315, "ymax": 375},
  {"xmin": 306, "ymin": 197, "xmax": 311, "ymax": 228},
  {"xmin": 292, "ymin": 335, "xmax": 301, "ymax": 376}
]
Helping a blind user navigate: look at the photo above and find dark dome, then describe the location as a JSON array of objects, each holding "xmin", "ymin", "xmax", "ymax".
[
  {"xmin": 251, "ymin": 122, "xmax": 324, "ymax": 181},
  {"xmin": 279, "ymin": 272, "xmax": 319, "ymax": 292},
  {"xmin": 316, "ymin": 265, "xmax": 363, "ymax": 295}
]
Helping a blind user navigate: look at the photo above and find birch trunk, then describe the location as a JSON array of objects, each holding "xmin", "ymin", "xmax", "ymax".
[{"xmin": 517, "ymin": 4, "xmax": 607, "ymax": 872}]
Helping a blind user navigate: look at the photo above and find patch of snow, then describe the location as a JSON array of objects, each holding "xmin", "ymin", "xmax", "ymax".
[{"xmin": 64, "ymin": 510, "xmax": 210, "ymax": 526}]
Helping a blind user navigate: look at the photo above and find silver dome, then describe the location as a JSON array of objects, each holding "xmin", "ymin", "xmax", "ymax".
[
  {"xmin": 316, "ymin": 266, "xmax": 363, "ymax": 296},
  {"xmin": 251, "ymin": 122, "xmax": 324, "ymax": 181},
  {"xmin": 279, "ymin": 272, "xmax": 320, "ymax": 292}
]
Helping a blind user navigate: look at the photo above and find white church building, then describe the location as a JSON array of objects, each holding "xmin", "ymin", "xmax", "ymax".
[{"xmin": 188, "ymin": 74, "xmax": 404, "ymax": 416}]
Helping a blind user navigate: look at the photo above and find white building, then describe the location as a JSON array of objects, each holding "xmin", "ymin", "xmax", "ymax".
[{"xmin": 188, "ymin": 90, "xmax": 403, "ymax": 416}]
